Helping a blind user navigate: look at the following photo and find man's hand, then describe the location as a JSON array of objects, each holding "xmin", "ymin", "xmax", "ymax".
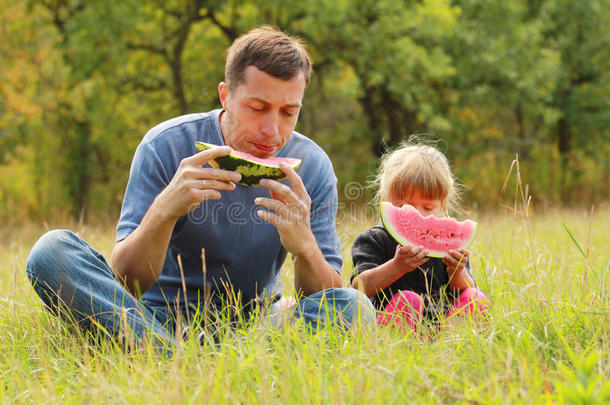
[
  {"xmin": 111, "ymin": 146, "xmax": 241, "ymax": 296},
  {"xmin": 155, "ymin": 146, "xmax": 242, "ymax": 220},
  {"xmin": 254, "ymin": 162, "xmax": 341, "ymax": 295},
  {"xmin": 254, "ymin": 162, "xmax": 316, "ymax": 256},
  {"xmin": 392, "ymin": 244, "xmax": 430, "ymax": 274}
]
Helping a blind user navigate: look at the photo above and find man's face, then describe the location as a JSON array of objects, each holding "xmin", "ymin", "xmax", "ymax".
[{"xmin": 218, "ymin": 66, "xmax": 306, "ymax": 159}]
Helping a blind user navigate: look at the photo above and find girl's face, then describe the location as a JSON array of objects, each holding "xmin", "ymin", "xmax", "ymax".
[{"xmin": 393, "ymin": 189, "xmax": 444, "ymax": 217}]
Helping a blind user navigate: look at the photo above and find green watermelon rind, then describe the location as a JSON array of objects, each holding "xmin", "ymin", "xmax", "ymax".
[
  {"xmin": 379, "ymin": 202, "xmax": 478, "ymax": 258},
  {"xmin": 195, "ymin": 141, "xmax": 302, "ymax": 186}
]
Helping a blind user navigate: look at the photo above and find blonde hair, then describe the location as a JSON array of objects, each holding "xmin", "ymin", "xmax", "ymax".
[{"xmin": 375, "ymin": 141, "xmax": 462, "ymax": 215}]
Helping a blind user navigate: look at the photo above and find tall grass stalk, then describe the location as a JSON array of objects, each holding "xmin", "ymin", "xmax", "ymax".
[{"xmin": 502, "ymin": 154, "xmax": 537, "ymax": 277}]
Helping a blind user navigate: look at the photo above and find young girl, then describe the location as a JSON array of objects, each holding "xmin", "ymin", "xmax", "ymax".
[{"xmin": 350, "ymin": 142, "xmax": 488, "ymax": 332}]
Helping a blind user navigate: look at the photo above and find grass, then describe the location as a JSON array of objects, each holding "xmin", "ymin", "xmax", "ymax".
[{"xmin": 1, "ymin": 206, "xmax": 609, "ymax": 404}]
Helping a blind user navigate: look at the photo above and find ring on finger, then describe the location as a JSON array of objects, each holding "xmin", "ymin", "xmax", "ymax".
[{"xmin": 201, "ymin": 179, "xmax": 207, "ymax": 188}]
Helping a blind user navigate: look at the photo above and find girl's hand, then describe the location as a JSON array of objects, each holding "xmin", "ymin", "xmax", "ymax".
[
  {"xmin": 392, "ymin": 244, "xmax": 430, "ymax": 274},
  {"xmin": 443, "ymin": 248, "xmax": 470, "ymax": 279}
]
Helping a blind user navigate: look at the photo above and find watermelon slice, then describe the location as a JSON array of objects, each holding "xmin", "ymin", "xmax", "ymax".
[
  {"xmin": 379, "ymin": 202, "xmax": 477, "ymax": 258},
  {"xmin": 195, "ymin": 141, "xmax": 301, "ymax": 186}
]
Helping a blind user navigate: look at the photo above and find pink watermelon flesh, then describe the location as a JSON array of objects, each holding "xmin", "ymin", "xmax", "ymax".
[
  {"xmin": 228, "ymin": 149, "xmax": 300, "ymax": 167},
  {"xmin": 379, "ymin": 202, "xmax": 477, "ymax": 258}
]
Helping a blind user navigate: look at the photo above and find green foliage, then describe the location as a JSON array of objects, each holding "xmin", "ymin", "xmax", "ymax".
[
  {"xmin": 0, "ymin": 0, "xmax": 608, "ymax": 221},
  {"xmin": 554, "ymin": 351, "xmax": 610, "ymax": 404},
  {"xmin": 538, "ymin": 0, "xmax": 610, "ymax": 200}
]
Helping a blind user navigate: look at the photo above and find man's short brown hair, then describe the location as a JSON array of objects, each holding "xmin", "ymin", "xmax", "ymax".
[{"xmin": 225, "ymin": 26, "xmax": 312, "ymax": 90}]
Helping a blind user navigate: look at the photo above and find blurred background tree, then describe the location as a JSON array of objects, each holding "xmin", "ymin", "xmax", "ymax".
[{"xmin": 1, "ymin": 0, "xmax": 608, "ymax": 224}]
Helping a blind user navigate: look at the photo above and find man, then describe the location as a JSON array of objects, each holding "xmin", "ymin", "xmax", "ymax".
[{"xmin": 26, "ymin": 26, "xmax": 374, "ymax": 348}]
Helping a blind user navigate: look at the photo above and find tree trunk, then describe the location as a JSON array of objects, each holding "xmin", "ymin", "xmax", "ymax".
[
  {"xmin": 359, "ymin": 87, "xmax": 387, "ymax": 158},
  {"xmin": 170, "ymin": 57, "xmax": 188, "ymax": 114},
  {"xmin": 557, "ymin": 115, "xmax": 570, "ymax": 202},
  {"xmin": 66, "ymin": 120, "xmax": 92, "ymax": 222},
  {"xmin": 515, "ymin": 103, "xmax": 529, "ymax": 159}
]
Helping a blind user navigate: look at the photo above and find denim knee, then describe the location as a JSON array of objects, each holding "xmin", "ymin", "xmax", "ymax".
[
  {"xmin": 26, "ymin": 229, "xmax": 76, "ymax": 284},
  {"xmin": 314, "ymin": 287, "xmax": 376, "ymax": 325},
  {"xmin": 338, "ymin": 287, "xmax": 376, "ymax": 324},
  {"xmin": 324, "ymin": 287, "xmax": 372, "ymax": 308}
]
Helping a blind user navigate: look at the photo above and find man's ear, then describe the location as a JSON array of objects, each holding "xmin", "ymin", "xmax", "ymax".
[{"xmin": 218, "ymin": 82, "xmax": 230, "ymax": 108}]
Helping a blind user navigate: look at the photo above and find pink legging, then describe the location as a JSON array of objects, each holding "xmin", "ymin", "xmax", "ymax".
[{"xmin": 377, "ymin": 288, "xmax": 489, "ymax": 332}]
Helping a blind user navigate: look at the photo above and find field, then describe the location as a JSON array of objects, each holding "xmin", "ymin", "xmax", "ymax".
[{"xmin": 1, "ymin": 207, "xmax": 609, "ymax": 403}]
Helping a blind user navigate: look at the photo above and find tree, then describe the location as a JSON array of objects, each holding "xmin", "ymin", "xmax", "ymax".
[
  {"xmin": 539, "ymin": 0, "xmax": 610, "ymax": 200},
  {"xmin": 297, "ymin": 0, "xmax": 461, "ymax": 157},
  {"xmin": 447, "ymin": 0, "xmax": 558, "ymax": 156}
]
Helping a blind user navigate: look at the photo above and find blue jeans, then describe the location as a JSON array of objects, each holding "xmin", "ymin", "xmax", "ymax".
[{"xmin": 26, "ymin": 230, "xmax": 375, "ymax": 350}]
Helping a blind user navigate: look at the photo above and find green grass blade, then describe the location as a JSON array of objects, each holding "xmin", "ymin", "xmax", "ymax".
[{"xmin": 562, "ymin": 222, "xmax": 587, "ymax": 259}]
